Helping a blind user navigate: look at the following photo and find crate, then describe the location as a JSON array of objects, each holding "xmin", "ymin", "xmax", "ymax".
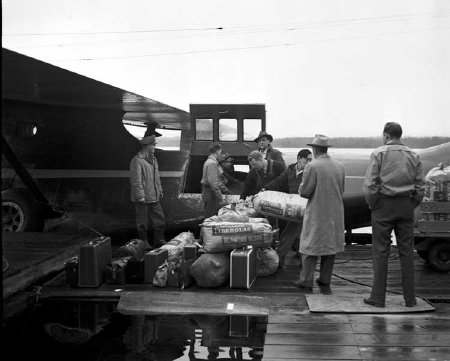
[{"xmin": 419, "ymin": 201, "xmax": 450, "ymax": 233}]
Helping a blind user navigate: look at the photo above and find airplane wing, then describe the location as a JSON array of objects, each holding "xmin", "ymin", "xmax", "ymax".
[{"xmin": 1, "ymin": 48, "xmax": 190, "ymax": 130}]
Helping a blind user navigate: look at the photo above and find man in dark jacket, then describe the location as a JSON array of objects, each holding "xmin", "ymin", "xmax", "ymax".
[
  {"xmin": 254, "ymin": 130, "xmax": 286, "ymax": 166},
  {"xmin": 130, "ymin": 135, "xmax": 165, "ymax": 250},
  {"xmin": 240, "ymin": 150, "xmax": 285, "ymax": 200},
  {"xmin": 263, "ymin": 149, "xmax": 312, "ymax": 267}
]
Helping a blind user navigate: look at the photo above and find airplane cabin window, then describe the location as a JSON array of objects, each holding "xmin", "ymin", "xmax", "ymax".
[
  {"xmin": 219, "ymin": 118, "xmax": 237, "ymax": 141},
  {"xmin": 243, "ymin": 119, "xmax": 262, "ymax": 141},
  {"xmin": 195, "ymin": 118, "xmax": 213, "ymax": 140}
]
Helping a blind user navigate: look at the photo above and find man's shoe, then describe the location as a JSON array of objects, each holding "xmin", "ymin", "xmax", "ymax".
[
  {"xmin": 293, "ymin": 281, "xmax": 313, "ymax": 290},
  {"xmin": 405, "ymin": 300, "xmax": 417, "ymax": 308},
  {"xmin": 363, "ymin": 298, "xmax": 385, "ymax": 308}
]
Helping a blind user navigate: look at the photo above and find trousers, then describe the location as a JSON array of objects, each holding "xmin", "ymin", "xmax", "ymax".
[
  {"xmin": 135, "ymin": 202, "xmax": 166, "ymax": 246},
  {"xmin": 299, "ymin": 254, "xmax": 335, "ymax": 287},
  {"xmin": 277, "ymin": 221, "xmax": 302, "ymax": 266},
  {"xmin": 369, "ymin": 195, "xmax": 416, "ymax": 305},
  {"xmin": 202, "ymin": 185, "xmax": 221, "ymax": 219}
]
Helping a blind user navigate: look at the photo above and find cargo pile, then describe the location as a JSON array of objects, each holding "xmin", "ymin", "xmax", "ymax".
[
  {"xmin": 418, "ymin": 164, "xmax": 450, "ymax": 233},
  {"xmin": 65, "ymin": 191, "xmax": 302, "ymax": 290}
]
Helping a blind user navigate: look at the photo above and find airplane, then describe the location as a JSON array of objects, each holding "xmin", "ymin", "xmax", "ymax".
[{"xmin": 2, "ymin": 48, "xmax": 449, "ymax": 243}]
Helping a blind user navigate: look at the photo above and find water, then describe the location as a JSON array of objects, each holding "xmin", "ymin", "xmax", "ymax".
[{"xmin": 4, "ymin": 300, "xmax": 266, "ymax": 361}]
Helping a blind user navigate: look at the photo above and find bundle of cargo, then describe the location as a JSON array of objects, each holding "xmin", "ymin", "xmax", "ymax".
[
  {"xmin": 256, "ymin": 247, "xmax": 279, "ymax": 276},
  {"xmin": 159, "ymin": 231, "xmax": 195, "ymax": 262},
  {"xmin": 424, "ymin": 163, "xmax": 450, "ymax": 201},
  {"xmin": 218, "ymin": 200, "xmax": 259, "ymax": 221},
  {"xmin": 200, "ymin": 217, "xmax": 273, "ymax": 253},
  {"xmin": 116, "ymin": 239, "xmax": 147, "ymax": 258},
  {"xmin": 190, "ymin": 253, "xmax": 230, "ymax": 288},
  {"xmin": 251, "ymin": 190, "xmax": 308, "ymax": 223}
]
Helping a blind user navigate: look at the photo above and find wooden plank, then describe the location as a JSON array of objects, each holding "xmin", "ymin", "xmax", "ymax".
[
  {"xmin": 263, "ymin": 345, "xmax": 361, "ymax": 360},
  {"xmin": 265, "ymin": 333, "xmax": 357, "ymax": 345},
  {"xmin": 359, "ymin": 346, "xmax": 450, "ymax": 360},
  {"xmin": 116, "ymin": 291, "xmax": 269, "ymax": 316},
  {"xmin": 418, "ymin": 220, "xmax": 450, "ymax": 233},
  {"xmin": 354, "ymin": 333, "xmax": 450, "ymax": 347},
  {"xmin": 268, "ymin": 309, "xmax": 350, "ymax": 324},
  {"xmin": 267, "ymin": 323, "xmax": 354, "ymax": 334},
  {"xmin": 351, "ymin": 320, "xmax": 450, "ymax": 334}
]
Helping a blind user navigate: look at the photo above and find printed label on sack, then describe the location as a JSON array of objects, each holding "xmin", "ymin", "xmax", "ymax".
[
  {"xmin": 260, "ymin": 201, "xmax": 283, "ymax": 216},
  {"xmin": 212, "ymin": 225, "xmax": 253, "ymax": 236},
  {"xmin": 284, "ymin": 204, "xmax": 302, "ymax": 219}
]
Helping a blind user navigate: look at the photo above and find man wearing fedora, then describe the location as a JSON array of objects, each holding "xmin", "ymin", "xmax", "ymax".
[
  {"xmin": 363, "ymin": 122, "xmax": 425, "ymax": 308},
  {"xmin": 254, "ymin": 130, "xmax": 286, "ymax": 166},
  {"xmin": 130, "ymin": 135, "xmax": 166, "ymax": 250},
  {"xmin": 294, "ymin": 134, "xmax": 345, "ymax": 290}
]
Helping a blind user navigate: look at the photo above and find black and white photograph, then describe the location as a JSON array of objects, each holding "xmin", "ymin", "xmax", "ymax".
[{"xmin": 2, "ymin": 1, "xmax": 450, "ymax": 360}]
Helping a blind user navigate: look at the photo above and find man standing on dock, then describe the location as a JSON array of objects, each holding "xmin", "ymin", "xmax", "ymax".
[
  {"xmin": 263, "ymin": 149, "xmax": 312, "ymax": 268},
  {"xmin": 201, "ymin": 142, "xmax": 229, "ymax": 218},
  {"xmin": 294, "ymin": 135, "xmax": 345, "ymax": 290},
  {"xmin": 130, "ymin": 135, "xmax": 166, "ymax": 250},
  {"xmin": 363, "ymin": 122, "xmax": 425, "ymax": 308}
]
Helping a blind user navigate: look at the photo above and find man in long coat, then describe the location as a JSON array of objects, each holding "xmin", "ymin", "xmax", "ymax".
[{"xmin": 294, "ymin": 134, "xmax": 345, "ymax": 290}]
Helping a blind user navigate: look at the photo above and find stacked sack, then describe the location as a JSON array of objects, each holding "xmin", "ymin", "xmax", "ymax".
[
  {"xmin": 424, "ymin": 163, "xmax": 450, "ymax": 202},
  {"xmin": 192, "ymin": 202, "xmax": 278, "ymax": 288}
]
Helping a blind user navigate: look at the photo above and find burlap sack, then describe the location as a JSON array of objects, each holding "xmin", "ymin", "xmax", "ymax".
[
  {"xmin": 252, "ymin": 191, "xmax": 308, "ymax": 223},
  {"xmin": 160, "ymin": 231, "xmax": 195, "ymax": 261},
  {"xmin": 190, "ymin": 253, "xmax": 230, "ymax": 288},
  {"xmin": 257, "ymin": 248, "xmax": 279, "ymax": 276},
  {"xmin": 200, "ymin": 219, "xmax": 272, "ymax": 253}
]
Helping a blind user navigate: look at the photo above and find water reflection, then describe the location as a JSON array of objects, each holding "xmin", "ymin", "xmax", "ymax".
[{"xmin": 5, "ymin": 300, "xmax": 266, "ymax": 361}]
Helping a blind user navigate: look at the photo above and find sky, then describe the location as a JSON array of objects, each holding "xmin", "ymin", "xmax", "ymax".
[{"xmin": 3, "ymin": 0, "xmax": 450, "ymax": 138}]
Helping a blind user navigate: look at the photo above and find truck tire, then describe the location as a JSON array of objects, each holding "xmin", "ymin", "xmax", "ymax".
[
  {"xmin": 1, "ymin": 188, "xmax": 44, "ymax": 232},
  {"xmin": 427, "ymin": 241, "xmax": 450, "ymax": 272}
]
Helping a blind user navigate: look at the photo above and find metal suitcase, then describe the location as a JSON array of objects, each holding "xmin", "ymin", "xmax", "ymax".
[
  {"xmin": 144, "ymin": 248, "xmax": 168, "ymax": 283},
  {"xmin": 78, "ymin": 236, "xmax": 112, "ymax": 287},
  {"xmin": 230, "ymin": 247, "xmax": 257, "ymax": 289}
]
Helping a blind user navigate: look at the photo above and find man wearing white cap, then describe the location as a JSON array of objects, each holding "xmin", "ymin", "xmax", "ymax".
[
  {"xmin": 294, "ymin": 134, "xmax": 345, "ymax": 290},
  {"xmin": 130, "ymin": 135, "xmax": 166, "ymax": 250}
]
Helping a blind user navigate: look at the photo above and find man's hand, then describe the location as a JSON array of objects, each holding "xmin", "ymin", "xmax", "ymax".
[{"xmin": 138, "ymin": 198, "xmax": 145, "ymax": 203}]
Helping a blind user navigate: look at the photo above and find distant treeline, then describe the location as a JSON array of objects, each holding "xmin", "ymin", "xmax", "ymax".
[{"xmin": 272, "ymin": 137, "xmax": 450, "ymax": 149}]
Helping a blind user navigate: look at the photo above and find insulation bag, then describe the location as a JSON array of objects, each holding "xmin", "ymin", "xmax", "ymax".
[
  {"xmin": 190, "ymin": 253, "xmax": 230, "ymax": 288},
  {"xmin": 257, "ymin": 248, "xmax": 279, "ymax": 276},
  {"xmin": 200, "ymin": 218, "xmax": 272, "ymax": 253},
  {"xmin": 252, "ymin": 191, "xmax": 308, "ymax": 223},
  {"xmin": 217, "ymin": 203, "xmax": 250, "ymax": 223},
  {"xmin": 160, "ymin": 231, "xmax": 195, "ymax": 262}
]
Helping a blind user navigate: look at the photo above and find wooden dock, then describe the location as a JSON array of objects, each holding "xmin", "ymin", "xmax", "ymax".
[{"xmin": 3, "ymin": 232, "xmax": 450, "ymax": 360}]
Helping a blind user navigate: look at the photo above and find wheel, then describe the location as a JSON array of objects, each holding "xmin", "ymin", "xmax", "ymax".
[
  {"xmin": 416, "ymin": 250, "xmax": 429, "ymax": 260},
  {"xmin": 427, "ymin": 240, "xmax": 450, "ymax": 272},
  {"xmin": 1, "ymin": 188, "xmax": 44, "ymax": 232}
]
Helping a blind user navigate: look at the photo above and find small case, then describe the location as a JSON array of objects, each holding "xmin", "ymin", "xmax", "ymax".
[
  {"xmin": 144, "ymin": 248, "xmax": 169, "ymax": 283},
  {"xmin": 183, "ymin": 244, "xmax": 199, "ymax": 261},
  {"xmin": 230, "ymin": 246, "xmax": 258, "ymax": 289},
  {"xmin": 78, "ymin": 236, "xmax": 112, "ymax": 287},
  {"xmin": 125, "ymin": 257, "xmax": 145, "ymax": 284}
]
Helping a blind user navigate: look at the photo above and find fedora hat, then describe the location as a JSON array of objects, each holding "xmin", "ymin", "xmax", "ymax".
[
  {"xmin": 139, "ymin": 135, "xmax": 156, "ymax": 145},
  {"xmin": 144, "ymin": 123, "xmax": 162, "ymax": 137},
  {"xmin": 254, "ymin": 130, "xmax": 273, "ymax": 143},
  {"xmin": 306, "ymin": 134, "xmax": 333, "ymax": 147}
]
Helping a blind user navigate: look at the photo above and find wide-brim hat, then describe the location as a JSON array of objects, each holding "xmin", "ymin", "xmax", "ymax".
[
  {"xmin": 144, "ymin": 123, "xmax": 162, "ymax": 137},
  {"xmin": 139, "ymin": 135, "xmax": 156, "ymax": 145},
  {"xmin": 306, "ymin": 134, "xmax": 333, "ymax": 147},
  {"xmin": 254, "ymin": 130, "xmax": 273, "ymax": 143}
]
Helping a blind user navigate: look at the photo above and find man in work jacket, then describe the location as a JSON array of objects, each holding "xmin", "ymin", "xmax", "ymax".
[
  {"xmin": 240, "ymin": 150, "xmax": 285, "ymax": 200},
  {"xmin": 201, "ymin": 142, "xmax": 229, "ymax": 218},
  {"xmin": 254, "ymin": 130, "xmax": 286, "ymax": 166},
  {"xmin": 263, "ymin": 149, "xmax": 312, "ymax": 268},
  {"xmin": 363, "ymin": 122, "xmax": 425, "ymax": 308},
  {"xmin": 294, "ymin": 134, "xmax": 345, "ymax": 290},
  {"xmin": 130, "ymin": 135, "xmax": 165, "ymax": 250}
]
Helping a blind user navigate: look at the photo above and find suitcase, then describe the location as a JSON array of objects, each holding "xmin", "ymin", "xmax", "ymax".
[
  {"xmin": 65, "ymin": 257, "xmax": 79, "ymax": 287},
  {"xmin": 183, "ymin": 243, "xmax": 198, "ymax": 261},
  {"xmin": 144, "ymin": 248, "xmax": 169, "ymax": 283},
  {"xmin": 116, "ymin": 239, "xmax": 147, "ymax": 258},
  {"xmin": 230, "ymin": 247, "xmax": 257, "ymax": 289},
  {"xmin": 125, "ymin": 257, "xmax": 145, "ymax": 283},
  {"xmin": 105, "ymin": 257, "xmax": 129, "ymax": 285},
  {"xmin": 78, "ymin": 236, "xmax": 112, "ymax": 287}
]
